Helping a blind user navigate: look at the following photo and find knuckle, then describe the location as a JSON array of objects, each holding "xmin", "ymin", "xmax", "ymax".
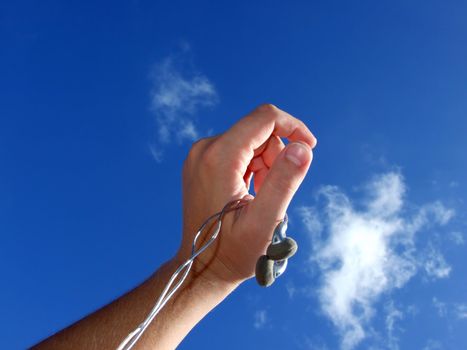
[
  {"xmin": 256, "ymin": 103, "xmax": 279, "ymax": 115},
  {"xmin": 254, "ymin": 104, "xmax": 281, "ymax": 121},
  {"xmin": 200, "ymin": 141, "xmax": 220, "ymax": 168},
  {"xmin": 185, "ymin": 135, "xmax": 224, "ymax": 174},
  {"xmin": 186, "ymin": 137, "xmax": 212, "ymax": 160},
  {"xmin": 192, "ymin": 136, "xmax": 211, "ymax": 149},
  {"xmin": 255, "ymin": 104, "xmax": 281, "ymax": 125},
  {"xmin": 183, "ymin": 137, "xmax": 211, "ymax": 173}
]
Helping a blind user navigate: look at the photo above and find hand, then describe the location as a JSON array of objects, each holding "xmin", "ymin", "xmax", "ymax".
[
  {"xmin": 31, "ymin": 104, "xmax": 316, "ymax": 350},
  {"xmin": 176, "ymin": 104, "xmax": 317, "ymax": 287}
]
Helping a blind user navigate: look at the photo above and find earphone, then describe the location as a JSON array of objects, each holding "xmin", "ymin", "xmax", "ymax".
[{"xmin": 255, "ymin": 214, "xmax": 298, "ymax": 287}]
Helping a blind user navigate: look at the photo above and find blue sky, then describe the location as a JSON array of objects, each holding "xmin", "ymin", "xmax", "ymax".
[{"xmin": 1, "ymin": 1, "xmax": 467, "ymax": 349}]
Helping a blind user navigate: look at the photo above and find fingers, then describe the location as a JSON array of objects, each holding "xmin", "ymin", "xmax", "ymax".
[
  {"xmin": 262, "ymin": 136, "xmax": 285, "ymax": 168},
  {"xmin": 247, "ymin": 136, "xmax": 285, "ymax": 193},
  {"xmin": 247, "ymin": 142, "xmax": 313, "ymax": 229},
  {"xmin": 218, "ymin": 104, "xmax": 317, "ymax": 170}
]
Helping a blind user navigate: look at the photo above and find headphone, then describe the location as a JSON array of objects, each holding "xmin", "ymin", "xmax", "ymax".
[{"xmin": 255, "ymin": 214, "xmax": 298, "ymax": 287}]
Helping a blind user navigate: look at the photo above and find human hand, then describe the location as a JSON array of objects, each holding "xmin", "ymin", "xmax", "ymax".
[{"xmin": 176, "ymin": 104, "xmax": 317, "ymax": 287}]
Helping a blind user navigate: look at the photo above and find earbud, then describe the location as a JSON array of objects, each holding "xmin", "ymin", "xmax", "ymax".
[
  {"xmin": 255, "ymin": 255, "xmax": 275, "ymax": 287},
  {"xmin": 255, "ymin": 218, "xmax": 298, "ymax": 287},
  {"xmin": 266, "ymin": 237, "xmax": 298, "ymax": 261}
]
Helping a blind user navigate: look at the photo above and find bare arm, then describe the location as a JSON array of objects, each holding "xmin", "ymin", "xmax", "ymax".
[
  {"xmin": 33, "ymin": 257, "xmax": 237, "ymax": 350},
  {"xmin": 33, "ymin": 104, "xmax": 317, "ymax": 350}
]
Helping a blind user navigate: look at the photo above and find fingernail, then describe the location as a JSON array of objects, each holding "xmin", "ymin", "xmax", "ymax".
[{"xmin": 285, "ymin": 143, "xmax": 311, "ymax": 167}]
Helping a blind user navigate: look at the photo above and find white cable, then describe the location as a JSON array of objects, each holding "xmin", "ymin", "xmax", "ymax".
[{"xmin": 116, "ymin": 198, "xmax": 250, "ymax": 350}]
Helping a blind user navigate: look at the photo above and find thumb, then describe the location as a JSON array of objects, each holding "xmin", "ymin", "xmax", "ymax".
[{"xmin": 247, "ymin": 142, "xmax": 313, "ymax": 229}]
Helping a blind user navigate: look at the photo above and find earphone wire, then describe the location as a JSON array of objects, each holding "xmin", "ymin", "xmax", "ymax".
[{"xmin": 116, "ymin": 198, "xmax": 250, "ymax": 350}]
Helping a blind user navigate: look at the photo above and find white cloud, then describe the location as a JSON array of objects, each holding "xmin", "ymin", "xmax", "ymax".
[
  {"xmin": 432, "ymin": 297, "xmax": 467, "ymax": 320},
  {"xmin": 432, "ymin": 297, "xmax": 448, "ymax": 317},
  {"xmin": 449, "ymin": 231, "xmax": 464, "ymax": 245},
  {"xmin": 285, "ymin": 282, "xmax": 297, "ymax": 299},
  {"xmin": 406, "ymin": 201, "xmax": 455, "ymax": 235},
  {"xmin": 149, "ymin": 145, "xmax": 163, "ymax": 163},
  {"xmin": 423, "ymin": 244, "xmax": 451, "ymax": 279},
  {"xmin": 405, "ymin": 304, "xmax": 419, "ymax": 317},
  {"xmin": 384, "ymin": 301, "xmax": 404, "ymax": 350},
  {"xmin": 423, "ymin": 339, "xmax": 443, "ymax": 350},
  {"xmin": 253, "ymin": 309, "xmax": 268, "ymax": 329},
  {"xmin": 454, "ymin": 303, "xmax": 467, "ymax": 319},
  {"xmin": 298, "ymin": 172, "xmax": 454, "ymax": 350},
  {"xmin": 148, "ymin": 52, "xmax": 218, "ymax": 161},
  {"xmin": 176, "ymin": 119, "xmax": 199, "ymax": 142},
  {"xmin": 449, "ymin": 181, "xmax": 459, "ymax": 188}
]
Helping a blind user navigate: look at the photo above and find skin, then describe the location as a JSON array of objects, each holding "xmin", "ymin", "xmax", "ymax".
[{"xmin": 33, "ymin": 104, "xmax": 317, "ymax": 350}]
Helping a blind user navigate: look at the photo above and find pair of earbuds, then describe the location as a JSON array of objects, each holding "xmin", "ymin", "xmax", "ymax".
[{"xmin": 255, "ymin": 215, "xmax": 298, "ymax": 287}]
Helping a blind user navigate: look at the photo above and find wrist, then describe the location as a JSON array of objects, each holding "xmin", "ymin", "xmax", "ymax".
[
  {"xmin": 172, "ymin": 250, "xmax": 243, "ymax": 295},
  {"xmin": 135, "ymin": 254, "xmax": 240, "ymax": 349}
]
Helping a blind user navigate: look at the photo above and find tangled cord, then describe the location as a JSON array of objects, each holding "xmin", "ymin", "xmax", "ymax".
[
  {"xmin": 116, "ymin": 198, "xmax": 251, "ymax": 350},
  {"xmin": 116, "ymin": 197, "xmax": 297, "ymax": 350}
]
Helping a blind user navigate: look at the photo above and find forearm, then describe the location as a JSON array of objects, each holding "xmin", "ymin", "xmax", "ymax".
[{"xmin": 33, "ymin": 256, "xmax": 239, "ymax": 350}]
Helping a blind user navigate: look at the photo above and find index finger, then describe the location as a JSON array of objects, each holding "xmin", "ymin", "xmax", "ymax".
[{"xmin": 219, "ymin": 104, "xmax": 317, "ymax": 164}]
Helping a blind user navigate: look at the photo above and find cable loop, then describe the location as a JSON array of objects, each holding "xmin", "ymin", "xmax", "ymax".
[{"xmin": 116, "ymin": 198, "xmax": 251, "ymax": 350}]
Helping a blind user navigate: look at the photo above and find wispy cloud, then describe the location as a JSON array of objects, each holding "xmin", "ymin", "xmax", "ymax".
[
  {"xmin": 449, "ymin": 181, "xmax": 459, "ymax": 188},
  {"xmin": 253, "ymin": 309, "xmax": 268, "ymax": 329},
  {"xmin": 384, "ymin": 301, "xmax": 404, "ymax": 350},
  {"xmin": 148, "ymin": 48, "xmax": 218, "ymax": 161},
  {"xmin": 423, "ymin": 244, "xmax": 451, "ymax": 279},
  {"xmin": 285, "ymin": 282, "xmax": 298, "ymax": 299},
  {"xmin": 454, "ymin": 304, "xmax": 467, "ymax": 319},
  {"xmin": 432, "ymin": 297, "xmax": 448, "ymax": 317},
  {"xmin": 449, "ymin": 231, "xmax": 464, "ymax": 245},
  {"xmin": 298, "ymin": 172, "xmax": 454, "ymax": 350},
  {"xmin": 432, "ymin": 297, "xmax": 467, "ymax": 320},
  {"xmin": 423, "ymin": 339, "xmax": 443, "ymax": 350}
]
